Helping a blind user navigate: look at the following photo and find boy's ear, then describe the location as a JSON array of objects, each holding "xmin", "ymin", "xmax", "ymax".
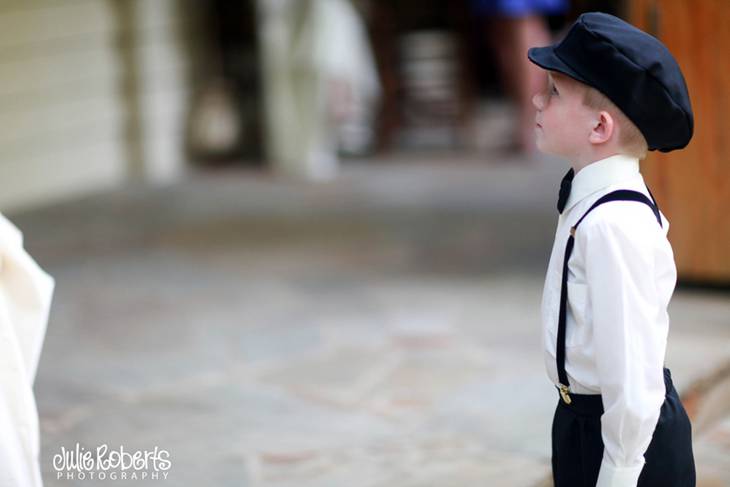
[{"xmin": 588, "ymin": 110, "xmax": 614, "ymax": 145}]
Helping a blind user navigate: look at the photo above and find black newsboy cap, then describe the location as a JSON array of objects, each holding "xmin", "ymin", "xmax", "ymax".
[{"xmin": 528, "ymin": 12, "xmax": 693, "ymax": 152}]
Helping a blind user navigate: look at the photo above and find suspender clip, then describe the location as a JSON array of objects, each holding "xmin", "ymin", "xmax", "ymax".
[
  {"xmin": 569, "ymin": 226, "xmax": 576, "ymax": 237},
  {"xmin": 558, "ymin": 384, "xmax": 572, "ymax": 404}
]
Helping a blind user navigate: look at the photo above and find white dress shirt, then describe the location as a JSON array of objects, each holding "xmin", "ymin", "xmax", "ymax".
[
  {"xmin": 541, "ymin": 154, "xmax": 677, "ymax": 487},
  {"xmin": 0, "ymin": 213, "xmax": 54, "ymax": 486}
]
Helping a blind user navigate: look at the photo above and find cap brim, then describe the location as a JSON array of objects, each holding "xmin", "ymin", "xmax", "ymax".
[{"xmin": 527, "ymin": 46, "xmax": 590, "ymax": 85}]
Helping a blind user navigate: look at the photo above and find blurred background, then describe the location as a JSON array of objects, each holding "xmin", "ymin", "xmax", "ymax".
[{"xmin": 1, "ymin": 0, "xmax": 729, "ymax": 485}]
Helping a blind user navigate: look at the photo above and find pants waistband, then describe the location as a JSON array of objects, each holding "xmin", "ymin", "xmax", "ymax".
[{"xmin": 556, "ymin": 368, "xmax": 674, "ymax": 416}]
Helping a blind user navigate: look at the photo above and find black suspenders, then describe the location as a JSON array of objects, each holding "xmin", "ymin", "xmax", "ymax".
[{"xmin": 557, "ymin": 188, "xmax": 663, "ymax": 404}]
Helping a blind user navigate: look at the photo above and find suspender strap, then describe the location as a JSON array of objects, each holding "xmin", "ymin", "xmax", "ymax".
[
  {"xmin": 556, "ymin": 189, "xmax": 662, "ymax": 404},
  {"xmin": 574, "ymin": 190, "xmax": 662, "ymax": 230}
]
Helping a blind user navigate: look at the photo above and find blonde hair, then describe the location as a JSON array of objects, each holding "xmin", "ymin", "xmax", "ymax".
[{"xmin": 581, "ymin": 86, "xmax": 648, "ymax": 160}]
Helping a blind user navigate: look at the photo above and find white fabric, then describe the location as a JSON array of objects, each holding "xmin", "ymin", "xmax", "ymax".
[
  {"xmin": 541, "ymin": 154, "xmax": 676, "ymax": 487},
  {"xmin": 0, "ymin": 213, "xmax": 54, "ymax": 486},
  {"xmin": 258, "ymin": 0, "xmax": 380, "ymax": 178}
]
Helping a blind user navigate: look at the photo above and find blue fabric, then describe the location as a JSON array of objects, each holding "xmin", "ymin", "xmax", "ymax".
[
  {"xmin": 471, "ymin": 0, "xmax": 569, "ymax": 16},
  {"xmin": 528, "ymin": 12, "xmax": 694, "ymax": 152}
]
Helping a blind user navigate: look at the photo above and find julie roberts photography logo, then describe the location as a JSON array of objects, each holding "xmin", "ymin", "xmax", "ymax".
[{"xmin": 53, "ymin": 443, "xmax": 171, "ymax": 481}]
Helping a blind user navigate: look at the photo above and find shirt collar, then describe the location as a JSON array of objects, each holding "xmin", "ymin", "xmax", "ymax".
[{"xmin": 563, "ymin": 153, "xmax": 640, "ymax": 213}]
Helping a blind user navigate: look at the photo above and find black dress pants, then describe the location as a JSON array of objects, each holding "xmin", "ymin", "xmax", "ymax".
[{"xmin": 551, "ymin": 368, "xmax": 696, "ymax": 487}]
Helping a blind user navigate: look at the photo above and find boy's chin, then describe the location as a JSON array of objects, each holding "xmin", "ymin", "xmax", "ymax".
[
  {"xmin": 534, "ymin": 139, "xmax": 552, "ymax": 156},
  {"xmin": 535, "ymin": 140, "xmax": 567, "ymax": 159}
]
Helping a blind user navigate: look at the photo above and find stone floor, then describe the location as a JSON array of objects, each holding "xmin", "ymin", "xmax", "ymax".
[{"xmin": 10, "ymin": 151, "xmax": 730, "ymax": 486}]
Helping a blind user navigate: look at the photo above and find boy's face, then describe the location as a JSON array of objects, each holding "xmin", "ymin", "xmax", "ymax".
[{"xmin": 532, "ymin": 72, "xmax": 595, "ymax": 160}]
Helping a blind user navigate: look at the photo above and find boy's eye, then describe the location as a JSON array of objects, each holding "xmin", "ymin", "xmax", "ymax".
[{"xmin": 551, "ymin": 85, "xmax": 559, "ymax": 95}]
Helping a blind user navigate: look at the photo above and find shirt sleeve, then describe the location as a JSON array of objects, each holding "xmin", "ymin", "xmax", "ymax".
[{"xmin": 581, "ymin": 213, "xmax": 667, "ymax": 487}]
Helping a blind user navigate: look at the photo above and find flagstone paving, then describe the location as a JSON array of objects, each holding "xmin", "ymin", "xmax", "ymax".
[{"xmin": 10, "ymin": 152, "xmax": 729, "ymax": 486}]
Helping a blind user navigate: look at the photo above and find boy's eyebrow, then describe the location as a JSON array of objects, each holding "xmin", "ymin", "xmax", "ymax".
[{"xmin": 549, "ymin": 73, "xmax": 561, "ymax": 89}]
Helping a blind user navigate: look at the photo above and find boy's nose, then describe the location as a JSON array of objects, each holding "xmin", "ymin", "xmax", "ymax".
[{"xmin": 532, "ymin": 93, "xmax": 543, "ymax": 111}]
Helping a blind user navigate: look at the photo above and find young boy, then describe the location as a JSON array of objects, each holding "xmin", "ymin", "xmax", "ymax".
[{"xmin": 528, "ymin": 12, "xmax": 695, "ymax": 487}]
